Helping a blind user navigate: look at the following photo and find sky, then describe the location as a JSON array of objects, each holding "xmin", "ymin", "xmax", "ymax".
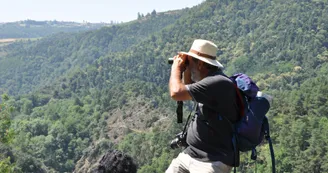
[{"xmin": 0, "ymin": 0, "xmax": 204, "ymax": 23}]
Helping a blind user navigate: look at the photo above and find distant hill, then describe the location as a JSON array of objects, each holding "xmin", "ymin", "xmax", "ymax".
[
  {"xmin": 0, "ymin": 10, "xmax": 185, "ymax": 96},
  {"xmin": 0, "ymin": 20, "xmax": 113, "ymax": 39}
]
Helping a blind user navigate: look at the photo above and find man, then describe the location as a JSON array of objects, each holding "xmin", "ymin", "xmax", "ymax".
[{"xmin": 166, "ymin": 39, "xmax": 239, "ymax": 173}]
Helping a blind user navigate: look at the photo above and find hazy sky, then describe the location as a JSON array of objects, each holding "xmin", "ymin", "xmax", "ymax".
[{"xmin": 0, "ymin": 0, "xmax": 204, "ymax": 23}]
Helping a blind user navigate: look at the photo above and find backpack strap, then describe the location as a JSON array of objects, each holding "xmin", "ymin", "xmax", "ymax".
[
  {"xmin": 198, "ymin": 72, "xmax": 243, "ymax": 170},
  {"xmin": 194, "ymin": 98, "xmax": 240, "ymax": 170},
  {"xmin": 232, "ymin": 133, "xmax": 238, "ymax": 173},
  {"xmin": 233, "ymin": 84, "xmax": 245, "ymax": 119},
  {"xmin": 221, "ymin": 72, "xmax": 245, "ymax": 119},
  {"xmin": 222, "ymin": 75, "xmax": 244, "ymax": 170}
]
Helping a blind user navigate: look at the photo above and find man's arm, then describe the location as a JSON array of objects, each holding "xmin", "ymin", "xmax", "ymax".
[{"xmin": 169, "ymin": 55, "xmax": 192, "ymax": 101}]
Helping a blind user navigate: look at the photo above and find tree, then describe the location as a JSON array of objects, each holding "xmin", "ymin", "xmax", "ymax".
[
  {"xmin": 138, "ymin": 12, "xmax": 142, "ymax": 20},
  {"xmin": 0, "ymin": 94, "xmax": 14, "ymax": 144},
  {"xmin": 0, "ymin": 94, "xmax": 15, "ymax": 172},
  {"xmin": 151, "ymin": 10, "xmax": 157, "ymax": 17}
]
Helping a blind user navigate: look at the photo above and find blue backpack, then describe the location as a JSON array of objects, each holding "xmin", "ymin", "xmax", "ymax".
[{"xmin": 228, "ymin": 73, "xmax": 276, "ymax": 173}]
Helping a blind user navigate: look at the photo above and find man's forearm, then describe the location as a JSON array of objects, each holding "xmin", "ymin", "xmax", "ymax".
[{"xmin": 169, "ymin": 67, "xmax": 184, "ymax": 95}]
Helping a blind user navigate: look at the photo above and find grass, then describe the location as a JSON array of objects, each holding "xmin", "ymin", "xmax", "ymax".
[
  {"xmin": 0, "ymin": 37, "xmax": 41, "ymax": 47},
  {"xmin": 0, "ymin": 38, "xmax": 17, "ymax": 43}
]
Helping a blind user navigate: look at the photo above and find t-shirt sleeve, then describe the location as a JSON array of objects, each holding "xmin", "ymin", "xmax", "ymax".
[{"xmin": 186, "ymin": 76, "xmax": 235, "ymax": 111}]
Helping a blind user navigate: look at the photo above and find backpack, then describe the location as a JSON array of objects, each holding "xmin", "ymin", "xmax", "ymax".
[{"xmin": 228, "ymin": 73, "xmax": 276, "ymax": 173}]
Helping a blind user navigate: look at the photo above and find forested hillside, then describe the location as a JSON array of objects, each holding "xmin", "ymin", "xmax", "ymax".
[
  {"xmin": 0, "ymin": 20, "xmax": 112, "ymax": 39},
  {"xmin": 0, "ymin": 10, "xmax": 185, "ymax": 96},
  {"xmin": 0, "ymin": 0, "xmax": 328, "ymax": 172}
]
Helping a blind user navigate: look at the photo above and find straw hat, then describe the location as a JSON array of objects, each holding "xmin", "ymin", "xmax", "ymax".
[{"xmin": 180, "ymin": 39, "xmax": 223, "ymax": 68}]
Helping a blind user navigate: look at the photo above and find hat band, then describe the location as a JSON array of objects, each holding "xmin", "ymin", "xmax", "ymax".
[{"xmin": 189, "ymin": 49, "xmax": 216, "ymax": 60}]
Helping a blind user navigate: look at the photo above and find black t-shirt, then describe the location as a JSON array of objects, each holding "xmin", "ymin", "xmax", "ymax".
[{"xmin": 184, "ymin": 71, "xmax": 239, "ymax": 166}]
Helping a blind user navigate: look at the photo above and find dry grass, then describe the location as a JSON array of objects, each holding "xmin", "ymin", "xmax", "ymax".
[
  {"xmin": 0, "ymin": 38, "xmax": 17, "ymax": 43},
  {"xmin": 0, "ymin": 38, "xmax": 40, "ymax": 47}
]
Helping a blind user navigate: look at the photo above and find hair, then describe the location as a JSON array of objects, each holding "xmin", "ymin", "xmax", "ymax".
[{"xmin": 91, "ymin": 150, "xmax": 137, "ymax": 173}]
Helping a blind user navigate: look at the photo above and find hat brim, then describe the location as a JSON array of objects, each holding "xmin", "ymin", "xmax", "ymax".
[{"xmin": 179, "ymin": 51, "xmax": 224, "ymax": 69}]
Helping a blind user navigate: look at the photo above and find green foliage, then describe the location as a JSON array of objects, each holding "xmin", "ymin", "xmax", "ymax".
[
  {"xmin": 0, "ymin": 95, "xmax": 15, "ymax": 172},
  {"xmin": 0, "ymin": 156, "xmax": 14, "ymax": 173},
  {"xmin": 0, "ymin": 0, "xmax": 327, "ymax": 172},
  {"xmin": 0, "ymin": 94, "xmax": 14, "ymax": 144},
  {"xmin": 138, "ymin": 151, "xmax": 174, "ymax": 173}
]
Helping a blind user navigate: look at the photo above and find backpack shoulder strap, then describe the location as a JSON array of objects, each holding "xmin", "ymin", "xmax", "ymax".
[
  {"xmin": 218, "ymin": 72, "xmax": 245, "ymax": 120},
  {"xmin": 233, "ymin": 84, "xmax": 245, "ymax": 119}
]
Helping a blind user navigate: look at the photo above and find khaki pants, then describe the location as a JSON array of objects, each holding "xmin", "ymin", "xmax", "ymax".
[{"xmin": 166, "ymin": 152, "xmax": 232, "ymax": 173}]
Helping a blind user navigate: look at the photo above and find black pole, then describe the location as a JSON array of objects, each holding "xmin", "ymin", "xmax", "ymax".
[
  {"xmin": 176, "ymin": 70, "xmax": 184, "ymax": 124},
  {"xmin": 177, "ymin": 101, "xmax": 183, "ymax": 123},
  {"xmin": 263, "ymin": 117, "xmax": 276, "ymax": 173},
  {"xmin": 267, "ymin": 137, "xmax": 276, "ymax": 173}
]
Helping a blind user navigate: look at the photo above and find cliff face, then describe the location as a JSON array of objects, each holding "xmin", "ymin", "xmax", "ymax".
[{"xmin": 74, "ymin": 96, "xmax": 174, "ymax": 172}]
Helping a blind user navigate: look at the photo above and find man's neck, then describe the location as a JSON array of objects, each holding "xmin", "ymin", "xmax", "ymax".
[
  {"xmin": 199, "ymin": 68, "xmax": 210, "ymax": 80},
  {"xmin": 201, "ymin": 69, "xmax": 221, "ymax": 79}
]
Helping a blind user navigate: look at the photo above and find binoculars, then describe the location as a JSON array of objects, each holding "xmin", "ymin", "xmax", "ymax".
[
  {"xmin": 167, "ymin": 57, "xmax": 189, "ymax": 65},
  {"xmin": 168, "ymin": 57, "xmax": 174, "ymax": 64}
]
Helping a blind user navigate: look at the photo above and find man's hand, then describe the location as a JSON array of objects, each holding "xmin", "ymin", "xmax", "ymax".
[
  {"xmin": 173, "ymin": 53, "xmax": 193, "ymax": 84},
  {"xmin": 169, "ymin": 53, "xmax": 192, "ymax": 101}
]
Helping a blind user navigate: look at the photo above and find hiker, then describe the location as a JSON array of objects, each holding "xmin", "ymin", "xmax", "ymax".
[
  {"xmin": 90, "ymin": 149, "xmax": 137, "ymax": 173},
  {"xmin": 166, "ymin": 39, "xmax": 239, "ymax": 173}
]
